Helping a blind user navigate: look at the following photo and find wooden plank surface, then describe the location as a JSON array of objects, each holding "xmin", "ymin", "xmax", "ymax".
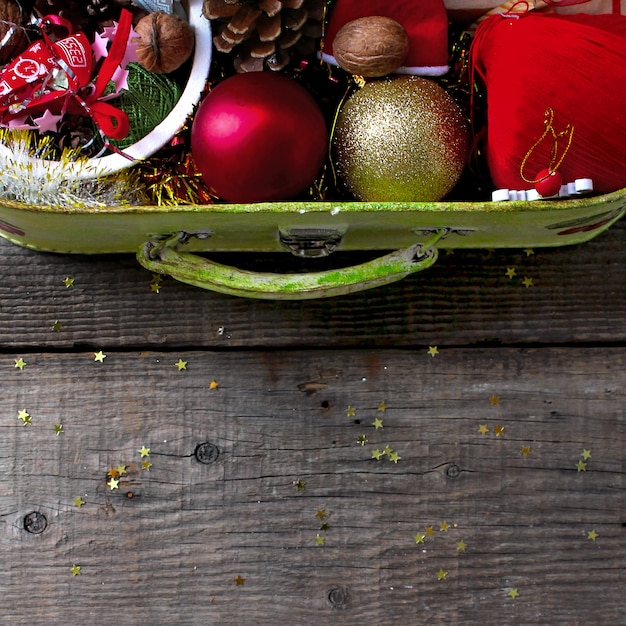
[
  {"xmin": 0, "ymin": 218, "xmax": 625, "ymax": 349},
  {"xmin": 1, "ymin": 215, "xmax": 624, "ymax": 625},
  {"xmin": 1, "ymin": 348, "xmax": 624, "ymax": 625}
]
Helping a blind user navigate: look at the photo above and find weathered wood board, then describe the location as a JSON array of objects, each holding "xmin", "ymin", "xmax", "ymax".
[
  {"xmin": 1, "ymin": 348, "xmax": 624, "ymax": 625},
  {"xmin": 0, "ymin": 219, "xmax": 625, "ymax": 349}
]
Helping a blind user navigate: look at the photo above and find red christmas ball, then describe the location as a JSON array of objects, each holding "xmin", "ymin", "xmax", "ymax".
[
  {"xmin": 534, "ymin": 168, "xmax": 563, "ymax": 198},
  {"xmin": 191, "ymin": 72, "xmax": 328, "ymax": 203}
]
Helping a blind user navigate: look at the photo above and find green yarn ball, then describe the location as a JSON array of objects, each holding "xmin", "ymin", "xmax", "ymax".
[{"xmin": 110, "ymin": 62, "xmax": 183, "ymax": 150}]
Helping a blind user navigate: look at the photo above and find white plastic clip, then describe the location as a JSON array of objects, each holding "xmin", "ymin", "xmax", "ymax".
[{"xmin": 492, "ymin": 178, "xmax": 594, "ymax": 202}]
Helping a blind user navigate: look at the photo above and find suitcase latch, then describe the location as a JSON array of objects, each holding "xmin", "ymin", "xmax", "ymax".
[{"xmin": 279, "ymin": 228, "xmax": 345, "ymax": 258}]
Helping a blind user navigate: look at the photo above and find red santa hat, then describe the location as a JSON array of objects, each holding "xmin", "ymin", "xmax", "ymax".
[{"xmin": 321, "ymin": 0, "xmax": 449, "ymax": 76}]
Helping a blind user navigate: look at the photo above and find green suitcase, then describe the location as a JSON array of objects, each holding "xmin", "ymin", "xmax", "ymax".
[{"xmin": 0, "ymin": 0, "xmax": 624, "ymax": 299}]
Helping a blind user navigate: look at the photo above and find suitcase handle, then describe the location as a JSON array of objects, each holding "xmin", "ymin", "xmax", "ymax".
[{"xmin": 136, "ymin": 230, "xmax": 445, "ymax": 300}]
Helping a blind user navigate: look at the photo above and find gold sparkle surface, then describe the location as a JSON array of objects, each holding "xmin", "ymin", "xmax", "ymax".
[{"xmin": 333, "ymin": 76, "xmax": 469, "ymax": 202}]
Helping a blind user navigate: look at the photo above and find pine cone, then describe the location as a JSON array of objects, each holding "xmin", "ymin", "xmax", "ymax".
[
  {"xmin": 202, "ymin": 0, "xmax": 325, "ymax": 72},
  {"xmin": 55, "ymin": 115, "xmax": 101, "ymax": 158}
]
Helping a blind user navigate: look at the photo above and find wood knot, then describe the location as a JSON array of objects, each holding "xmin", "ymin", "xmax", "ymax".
[
  {"xmin": 445, "ymin": 463, "xmax": 462, "ymax": 479},
  {"xmin": 194, "ymin": 442, "xmax": 220, "ymax": 464},
  {"xmin": 23, "ymin": 511, "xmax": 48, "ymax": 534},
  {"xmin": 328, "ymin": 586, "xmax": 349, "ymax": 609}
]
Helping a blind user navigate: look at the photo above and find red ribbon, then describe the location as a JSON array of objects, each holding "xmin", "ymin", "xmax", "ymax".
[
  {"xmin": 0, "ymin": 10, "xmax": 133, "ymax": 141},
  {"xmin": 68, "ymin": 8, "xmax": 133, "ymax": 140}
]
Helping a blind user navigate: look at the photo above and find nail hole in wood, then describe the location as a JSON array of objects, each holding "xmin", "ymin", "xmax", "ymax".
[
  {"xmin": 194, "ymin": 442, "xmax": 220, "ymax": 464},
  {"xmin": 328, "ymin": 586, "xmax": 349, "ymax": 609},
  {"xmin": 23, "ymin": 511, "xmax": 47, "ymax": 534},
  {"xmin": 320, "ymin": 400, "xmax": 330, "ymax": 410}
]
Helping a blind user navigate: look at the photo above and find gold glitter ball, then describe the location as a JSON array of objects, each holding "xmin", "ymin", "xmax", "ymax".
[{"xmin": 333, "ymin": 77, "xmax": 469, "ymax": 202}]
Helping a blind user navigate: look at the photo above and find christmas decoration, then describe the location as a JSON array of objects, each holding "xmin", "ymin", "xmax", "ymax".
[
  {"xmin": 0, "ymin": 10, "xmax": 136, "ymax": 142},
  {"xmin": 321, "ymin": 0, "xmax": 449, "ymax": 76},
  {"xmin": 190, "ymin": 72, "xmax": 327, "ymax": 203},
  {"xmin": 470, "ymin": 11, "xmax": 626, "ymax": 194},
  {"xmin": 133, "ymin": 10, "xmax": 195, "ymax": 73},
  {"xmin": 331, "ymin": 16, "xmax": 409, "ymax": 77},
  {"xmin": 0, "ymin": 0, "xmax": 31, "ymax": 65},
  {"xmin": 0, "ymin": 129, "xmax": 148, "ymax": 207},
  {"xmin": 202, "ymin": 0, "xmax": 325, "ymax": 72},
  {"xmin": 110, "ymin": 63, "xmax": 182, "ymax": 150},
  {"xmin": 332, "ymin": 76, "xmax": 469, "ymax": 202}
]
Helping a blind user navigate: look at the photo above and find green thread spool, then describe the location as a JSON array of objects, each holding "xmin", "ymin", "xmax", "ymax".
[{"xmin": 110, "ymin": 63, "xmax": 183, "ymax": 150}]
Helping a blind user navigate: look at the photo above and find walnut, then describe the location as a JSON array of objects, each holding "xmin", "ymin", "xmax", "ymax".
[
  {"xmin": 332, "ymin": 16, "xmax": 409, "ymax": 78},
  {"xmin": 133, "ymin": 11, "xmax": 195, "ymax": 74}
]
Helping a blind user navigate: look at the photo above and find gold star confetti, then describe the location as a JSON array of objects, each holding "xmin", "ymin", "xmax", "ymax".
[
  {"xmin": 320, "ymin": 522, "xmax": 329, "ymax": 531},
  {"xmin": 377, "ymin": 401, "xmax": 387, "ymax": 413},
  {"xmin": 587, "ymin": 529, "xmax": 598, "ymax": 541},
  {"xmin": 93, "ymin": 351, "xmax": 106, "ymax": 363},
  {"xmin": 315, "ymin": 534, "xmax": 325, "ymax": 546},
  {"xmin": 17, "ymin": 409, "xmax": 31, "ymax": 425},
  {"xmin": 315, "ymin": 509, "xmax": 327, "ymax": 520},
  {"xmin": 356, "ymin": 434, "xmax": 368, "ymax": 446},
  {"xmin": 51, "ymin": 320, "xmax": 62, "ymax": 332},
  {"xmin": 457, "ymin": 540, "xmax": 467, "ymax": 552},
  {"xmin": 14, "ymin": 358, "xmax": 26, "ymax": 370},
  {"xmin": 521, "ymin": 445, "xmax": 531, "ymax": 456},
  {"xmin": 176, "ymin": 359, "xmax": 187, "ymax": 371},
  {"xmin": 107, "ymin": 467, "xmax": 120, "ymax": 479},
  {"xmin": 345, "ymin": 405, "xmax": 356, "ymax": 417},
  {"xmin": 107, "ymin": 477, "xmax": 119, "ymax": 490},
  {"xmin": 73, "ymin": 497, "xmax": 85, "ymax": 507},
  {"xmin": 581, "ymin": 449, "xmax": 592, "ymax": 460},
  {"xmin": 388, "ymin": 451, "xmax": 401, "ymax": 463},
  {"xmin": 440, "ymin": 521, "xmax": 450, "ymax": 532},
  {"xmin": 508, "ymin": 588, "xmax": 519, "ymax": 599},
  {"xmin": 505, "ymin": 267, "xmax": 517, "ymax": 279},
  {"xmin": 437, "ymin": 569, "xmax": 448, "ymax": 581},
  {"xmin": 576, "ymin": 460, "xmax": 587, "ymax": 472},
  {"xmin": 371, "ymin": 449, "xmax": 384, "ymax": 460},
  {"xmin": 138, "ymin": 446, "xmax": 150, "ymax": 458},
  {"xmin": 490, "ymin": 395, "xmax": 500, "ymax": 405},
  {"xmin": 372, "ymin": 417, "xmax": 384, "ymax": 430},
  {"xmin": 70, "ymin": 564, "xmax": 81, "ymax": 576},
  {"xmin": 149, "ymin": 274, "xmax": 162, "ymax": 293},
  {"xmin": 63, "ymin": 276, "xmax": 75, "ymax": 288},
  {"xmin": 523, "ymin": 248, "xmax": 534, "ymax": 256},
  {"xmin": 494, "ymin": 424, "xmax": 505, "ymax": 437},
  {"xmin": 209, "ymin": 380, "xmax": 219, "ymax": 390},
  {"xmin": 295, "ymin": 480, "xmax": 306, "ymax": 491},
  {"xmin": 54, "ymin": 424, "xmax": 64, "ymax": 436},
  {"xmin": 522, "ymin": 276, "xmax": 534, "ymax": 288},
  {"xmin": 141, "ymin": 460, "xmax": 152, "ymax": 471},
  {"xmin": 414, "ymin": 533, "xmax": 426, "ymax": 544},
  {"xmin": 234, "ymin": 575, "xmax": 245, "ymax": 586},
  {"xmin": 478, "ymin": 424, "xmax": 489, "ymax": 435},
  {"xmin": 116, "ymin": 464, "xmax": 127, "ymax": 476},
  {"xmin": 425, "ymin": 526, "xmax": 435, "ymax": 537},
  {"xmin": 383, "ymin": 445, "xmax": 394, "ymax": 456},
  {"xmin": 427, "ymin": 346, "xmax": 439, "ymax": 357}
]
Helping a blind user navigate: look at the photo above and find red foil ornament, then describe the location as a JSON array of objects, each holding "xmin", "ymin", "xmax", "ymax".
[{"xmin": 191, "ymin": 72, "xmax": 328, "ymax": 203}]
